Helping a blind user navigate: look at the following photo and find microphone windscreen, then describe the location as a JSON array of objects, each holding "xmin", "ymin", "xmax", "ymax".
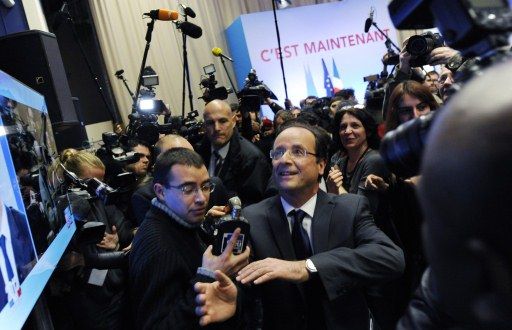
[
  {"xmin": 212, "ymin": 47, "xmax": 223, "ymax": 57},
  {"xmin": 184, "ymin": 6, "xmax": 196, "ymax": 18},
  {"xmin": 364, "ymin": 18, "xmax": 372, "ymax": 33},
  {"xmin": 180, "ymin": 21, "xmax": 202, "ymax": 39},
  {"xmin": 158, "ymin": 9, "xmax": 179, "ymax": 21}
]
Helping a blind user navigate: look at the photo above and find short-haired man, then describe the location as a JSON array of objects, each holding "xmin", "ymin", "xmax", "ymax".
[
  {"xmin": 131, "ymin": 134, "xmax": 229, "ymax": 225},
  {"xmin": 129, "ymin": 148, "xmax": 249, "ymax": 328},
  {"xmin": 124, "ymin": 139, "xmax": 151, "ymax": 179},
  {"xmin": 195, "ymin": 122, "xmax": 404, "ymax": 329},
  {"xmin": 195, "ymin": 100, "xmax": 271, "ymax": 205}
]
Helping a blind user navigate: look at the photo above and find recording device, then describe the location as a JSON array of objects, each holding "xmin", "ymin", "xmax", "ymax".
[
  {"xmin": 381, "ymin": 0, "xmax": 512, "ymax": 178},
  {"xmin": 63, "ymin": 192, "xmax": 128, "ymax": 269},
  {"xmin": 406, "ymin": 32, "xmax": 444, "ymax": 67},
  {"xmin": 212, "ymin": 47, "xmax": 234, "ymax": 62},
  {"xmin": 388, "ymin": 0, "xmax": 512, "ymax": 57},
  {"xmin": 238, "ymin": 69, "xmax": 278, "ymax": 108},
  {"xmin": 60, "ymin": 163, "xmax": 120, "ymax": 205},
  {"xmin": 175, "ymin": 21, "xmax": 203, "ymax": 39},
  {"xmin": 143, "ymin": 9, "xmax": 179, "ymax": 21},
  {"xmin": 199, "ymin": 63, "xmax": 233, "ymax": 103},
  {"xmin": 179, "ymin": 4, "xmax": 196, "ymax": 18},
  {"xmin": 364, "ymin": 7, "xmax": 375, "ymax": 33},
  {"xmin": 211, "ymin": 197, "xmax": 250, "ymax": 256}
]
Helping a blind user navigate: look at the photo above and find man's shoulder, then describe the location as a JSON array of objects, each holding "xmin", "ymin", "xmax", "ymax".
[
  {"xmin": 134, "ymin": 180, "xmax": 154, "ymax": 199},
  {"xmin": 325, "ymin": 191, "xmax": 367, "ymax": 210},
  {"xmin": 243, "ymin": 196, "xmax": 279, "ymax": 217},
  {"xmin": 235, "ymin": 134, "xmax": 267, "ymax": 159}
]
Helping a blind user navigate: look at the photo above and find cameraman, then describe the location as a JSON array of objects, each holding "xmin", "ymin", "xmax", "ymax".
[
  {"xmin": 56, "ymin": 151, "xmax": 134, "ymax": 329},
  {"xmin": 381, "ymin": 36, "xmax": 459, "ymax": 120}
]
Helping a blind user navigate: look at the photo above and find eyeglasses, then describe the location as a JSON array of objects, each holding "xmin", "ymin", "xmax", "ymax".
[
  {"xmin": 269, "ymin": 146, "xmax": 317, "ymax": 160},
  {"xmin": 167, "ymin": 181, "xmax": 215, "ymax": 196}
]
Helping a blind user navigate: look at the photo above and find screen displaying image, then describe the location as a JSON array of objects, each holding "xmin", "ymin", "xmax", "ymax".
[{"xmin": 0, "ymin": 69, "xmax": 76, "ymax": 328}]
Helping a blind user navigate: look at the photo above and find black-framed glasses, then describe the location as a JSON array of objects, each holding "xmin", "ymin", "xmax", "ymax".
[
  {"xmin": 167, "ymin": 181, "xmax": 215, "ymax": 196},
  {"xmin": 269, "ymin": 146, "xmax": 317, "ymax": 160}
]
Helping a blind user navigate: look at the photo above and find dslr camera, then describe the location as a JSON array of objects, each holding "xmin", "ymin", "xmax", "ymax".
[{"xmin": 406, "ymin": 32, "xmax": 444, "ymax": 67}]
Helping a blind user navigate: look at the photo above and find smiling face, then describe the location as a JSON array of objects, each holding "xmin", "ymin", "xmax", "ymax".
[
  {"xmin": 203, "ymin": 100, "xmax": 236, "ymax": 149},
  {"xmin": 154, "ymin": 164, "xmax": 210, "ymax": 225},
  {"xmin": 339, "ymin": 113, "xmax": 368, "ymax": 152},
  {"xmin": 272, "ymin": 127, "xmax": 326, "ymax": 206}
]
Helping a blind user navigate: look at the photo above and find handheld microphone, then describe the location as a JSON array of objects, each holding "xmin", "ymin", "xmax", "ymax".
[
  {"xmin": 179, "ymin": 4, "xmax": 196, "ymax": 18},
  {"xmin": 212, "ymin": 196, "xmax": 249, "ymax": 256},
  {"xmin": 115, "ymin": 69, "xmax": 124, "ymax": 76},
  {"xmin": 176, "ymin": 21, "xmax": 203, "ymax": 39},
  {"xmin": 364, "ymin": 7, "xmax": 375, "ymax": 33},
  {"xmin": 212, "ymin": 47, "xmax": 234, "ymax": 62},
  {"xmin": 143, "ymin": 9, "xmax": 179, "ymax": 21}
]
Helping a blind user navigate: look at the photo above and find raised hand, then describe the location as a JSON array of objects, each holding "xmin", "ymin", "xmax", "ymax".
[
  {"xmin": 194, "ymin": 270, "xmax": 237, "ymax": 326},
  {"xmin": 97, "ymin": 225, "xmax": 119, "ymax": 250},
  {"xmin": 202, "ymin": 228, "xmax": 250, "ymax": 276}
]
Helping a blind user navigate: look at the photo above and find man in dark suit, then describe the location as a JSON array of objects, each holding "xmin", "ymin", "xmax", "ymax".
[
  {"xmin": 195, "ymin": 100, "xmax": 271, "ymax": 206},
  {"xmin": 195, "ymin": 122, "xmax": 404, "ymax": 329}
]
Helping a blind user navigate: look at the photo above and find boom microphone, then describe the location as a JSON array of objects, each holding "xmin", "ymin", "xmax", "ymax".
[
  {"xmin": 364, "ymin": 7, "xmax": 375, "ymax": 33},
  {"xmin": 212, "ymin": 47, "xmax": 234, "ymax": 62},
  {"xmin": 179, "ymin": 4, "xmax": 197, "ymax": 18},
  {"xmin": 176, "ymin": 21, "xmax": 203, "ymax": 39},
  {"xmin": 143, "ymin": 9, "xmax": 179, "ymax": 21}
]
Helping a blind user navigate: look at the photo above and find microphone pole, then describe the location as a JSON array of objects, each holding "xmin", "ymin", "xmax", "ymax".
[
  {"xmin": 271, "ymin": 0, "xmax": 289, "ymax": 100},
  {"xmin": 181, "ymin": 11, "xmax": 195, "ymax": 117},
  {"xmin": 132, "ymin": 18, "xmax": 156, "ymax": 113},
  {"xmin": 371, "ymin": 21, "xmax": 401, "ymax": 53},
  {"xmin": 219, "ymin": 55, "xmax": 237, "ymax": 94}
]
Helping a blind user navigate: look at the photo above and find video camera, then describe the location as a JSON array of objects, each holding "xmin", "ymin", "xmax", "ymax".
[
  {"xmin": 199, "ymin": 64, "xmax": 233, "ymax": 103},
  {"xmin": 381, "ymin": 0, "xmax": 512, "ymax": 178},
  {"xmin": 237, "ymin": 69, "xmax": 278, "ymax": 111}
]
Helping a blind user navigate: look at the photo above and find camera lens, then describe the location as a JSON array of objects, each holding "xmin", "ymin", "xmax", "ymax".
[
  {"xmin": 406, "ymin": 35, "xmax": 433, "ymax": 56},
  {"xmin": 380, "ymin": 112, "xmax": 436, "ymax": 178}
]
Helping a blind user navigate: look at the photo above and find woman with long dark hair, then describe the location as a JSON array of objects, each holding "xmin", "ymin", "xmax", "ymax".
[{"xmin": 386, "ymin": 80, "xmax": 440, "ymax": 132}]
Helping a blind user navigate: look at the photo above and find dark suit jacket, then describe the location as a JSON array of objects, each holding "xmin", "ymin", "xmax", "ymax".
[
  {"xmin": 242, "ymin": 191, "xmax": 405, "ymax": 330},
  {"xmin": 195, "ymin": 129, "xmax": 271, "ymax": 206}
]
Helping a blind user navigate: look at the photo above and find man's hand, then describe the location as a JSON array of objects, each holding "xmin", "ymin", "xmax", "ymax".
[
  {"xmin": 202, "ymin": 228, "xmax": 250, "ymax": 276},
  {"xmin": 427, "ymin": 47, "xmax": 459, "ymax": 66},
  {"xmin": 364, "ymin": 174, "xmax": 389, "ymax": 192},
  {"xmin": 195, "ymin": 270, "xmax": 237, "ymax": 327},
  {"xmin": 97, "ymin": 225, "xmax": 119, "ymax": 250},
  {"xmin": 236, "ymin": 258, "xmax": 309, "ymax": 285},
  {"xmin": 206, "ymin": 205, "xmax": 227, "ymax": 218}
]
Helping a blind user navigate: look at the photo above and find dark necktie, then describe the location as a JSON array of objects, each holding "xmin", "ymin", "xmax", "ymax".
[
  {"xmin": 289, "ymin": 209, "xmax": 312, "ymax": 260},
  {"xmin": 213, "ymin": 150, "xmax": 223, "ymax": 176},
  {"xmin": 0, "ymin": 235, "xmax": 14, "ymax": 281}
]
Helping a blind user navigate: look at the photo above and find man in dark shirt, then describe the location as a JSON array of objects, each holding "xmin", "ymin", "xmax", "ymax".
[{"xmin": 129, "ymin": 148, "xmax": 249, "ymax": 328}]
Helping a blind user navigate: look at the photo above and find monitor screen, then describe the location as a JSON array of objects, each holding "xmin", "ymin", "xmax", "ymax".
[{"xmin": 0, "ymin": 69, "xmax": 75, "ymax": 328}]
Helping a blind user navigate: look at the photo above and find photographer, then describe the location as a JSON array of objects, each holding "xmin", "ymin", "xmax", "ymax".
[
  {"xmin": 381, "ymin": 35, "xmax": 459, "ymax": 120},
  {"xmin": 54, "ymin": 151, "xmax": 134, "ymax": 329}
]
